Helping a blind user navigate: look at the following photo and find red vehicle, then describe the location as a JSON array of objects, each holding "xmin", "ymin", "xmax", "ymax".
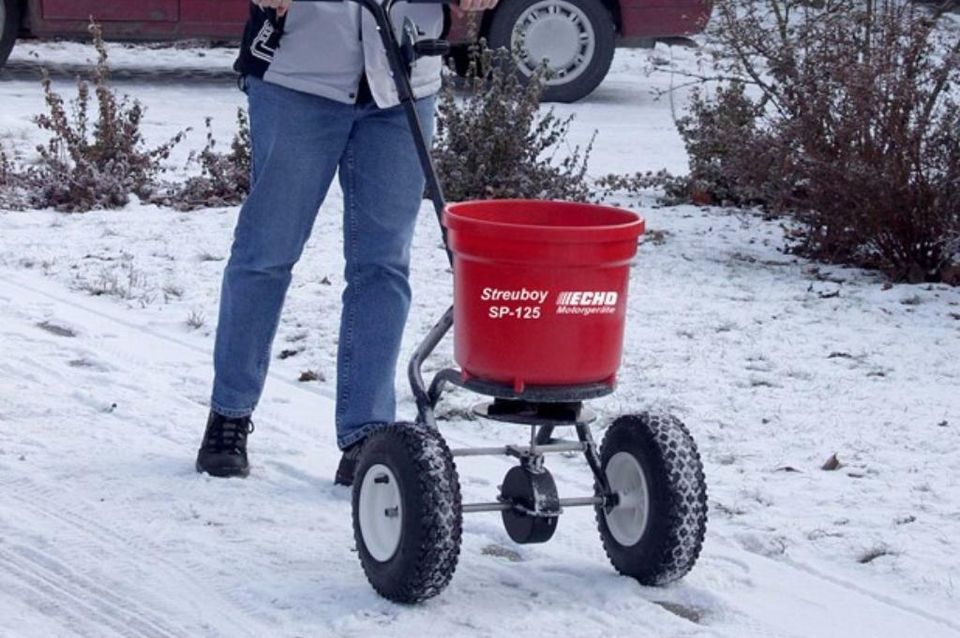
[{"xmin": 0, "ymin": 0, "xmax": 712, "ymax": 101}]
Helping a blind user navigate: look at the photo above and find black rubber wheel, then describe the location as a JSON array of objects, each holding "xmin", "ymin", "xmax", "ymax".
[
  {"xmin": 0, "ymin": 0, "xmax": 21, "ymax": 70},
  {"xmin": 486, "ymin": 0, "xmax": 616, "ymax": 102},
  {"xmin": 595, "ymin": 413, "xmax": 708, "ymax": 585},
  {"xmin": 352, "ymin": 423, "xmax": 462, "ymax": 604}
]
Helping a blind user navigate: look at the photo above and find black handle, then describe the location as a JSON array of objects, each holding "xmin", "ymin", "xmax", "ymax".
[{"xmin": 414, "ymin": 39, "xmax": 451, "ymax": 56}]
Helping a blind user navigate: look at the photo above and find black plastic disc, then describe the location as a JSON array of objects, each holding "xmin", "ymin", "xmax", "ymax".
[{"xmin": 500, "ymin": 465, "xmax": 560, "ymax": 544}]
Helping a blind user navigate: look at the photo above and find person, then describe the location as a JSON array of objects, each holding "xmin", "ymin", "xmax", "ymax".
[{"xmin": 195, "ymin": 0, "xmax": 496, "ymax": 483}]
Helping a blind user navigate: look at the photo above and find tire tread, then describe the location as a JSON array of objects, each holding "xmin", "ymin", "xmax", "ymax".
[
  {"xmin": 353, "ymin": 423, "xmax": 462, "ymax": 604},
  {"xmin": 595, "ymin": 413, "xmax": 708, "ymax": 585}
]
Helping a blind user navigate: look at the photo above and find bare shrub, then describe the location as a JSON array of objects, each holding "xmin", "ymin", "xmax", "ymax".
[
  {"xmin": 163, "ymin": 284, "xmax": 185, "ymax": 301},
  {"xmin": 75, "ymin": 262, "xmax": 153, "ymax": 302},
  {"xmin": 163, "ymin": 109, "xmax": 252, "ymax": 211},
  {"xmin": 433, "ymin": 44, "xmax": 594, "ymax": 202},
  {"xmin": 24, "ymin": 22, "xmax": 185, "ymax": 212},
  {"xmin": 0, "ymin": 145, "xmax": 30, "ymax": 210},
  {"xmin": 0, "ymin": 146, "xmax": 13, "ymax": 186},
  {"xmin": 186, "ymin": 310, "xmax": 206, "ymax": 329},
  {"xmin": 677, "ymin": 0, "xmax": 960, "ymax": 282},
  {"xmin": 594, "ymin": 169, "xmax": 692, "ymax": 205}
]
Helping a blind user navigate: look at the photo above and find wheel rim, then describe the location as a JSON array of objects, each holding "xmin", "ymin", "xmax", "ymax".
[
  {"xmin": 358, "ymin": 464, "xmax": 403, "ymax": 562},
  {"xmin": 510, "ymin": 0, "xmax": 597, "ymax": 85},
  {"xmin": 604, "ymin": 451, "xmax": 650, "ymax": 547}
]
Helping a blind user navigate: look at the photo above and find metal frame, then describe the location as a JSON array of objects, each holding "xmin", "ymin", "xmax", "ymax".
[{"xmin": 305, "ymin": 0, "xmax": 619, "ymax": 518}]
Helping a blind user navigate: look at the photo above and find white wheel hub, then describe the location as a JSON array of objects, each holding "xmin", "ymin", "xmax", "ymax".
[
  {"xmin": 604, "ymin": 451, "xmax": 650, "ymax": 547},
  {"xmin": 511, "ymin": 0, "xmax": 597, "ymax": 85},
  {"xmin": 358, "ymin": 464, "xmax": 403, "ymax": 562}
]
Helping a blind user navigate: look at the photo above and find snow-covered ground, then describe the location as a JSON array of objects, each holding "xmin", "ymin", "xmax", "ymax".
[{"xmin": 1, "ymin": 39, "xmax": 959, "ymax": 638}]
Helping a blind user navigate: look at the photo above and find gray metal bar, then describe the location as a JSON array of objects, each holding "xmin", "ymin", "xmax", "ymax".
[
  {"xmin": 408, "ymin": 306, "xmax": 453, "ymax": 426},
  {"xmin": 558, "ymin": 496, "xmax": 604, "ymax": 507},
  {"xmin": 451, "ymin": 442, "xmax": 587, "ymax": 457},
  {"xmin": 462, "ymin": 495, "xmax": 605, "ymax": 514},
  {"xmin": 462, "ymin": 502, "xmax": 512, "ymax": 513}
]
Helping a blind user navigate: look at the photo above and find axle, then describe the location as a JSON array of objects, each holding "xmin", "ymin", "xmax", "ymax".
[{"xmin": 462, "ymin": 496, "xmax": 608, "ymax": 514}]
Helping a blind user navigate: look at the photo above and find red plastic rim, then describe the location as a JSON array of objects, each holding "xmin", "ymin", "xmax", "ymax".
[{"xmin": 444, "ymin": 199, "xmax": 645, "ymax": 243}]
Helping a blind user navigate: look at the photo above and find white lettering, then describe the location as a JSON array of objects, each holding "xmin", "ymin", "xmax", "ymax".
[
  {"xmin": 250, "ymin": 22, "xmax": 277, "ymax": 63},
  {"xmin": 479, "ymin": 288, "xmax": 549, "ymax": 304},
  {"xmin": 555, "ymin": 290, "xmax": 620, "ymax": 309}
]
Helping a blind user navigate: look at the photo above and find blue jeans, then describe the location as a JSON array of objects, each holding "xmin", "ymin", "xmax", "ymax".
[{"xmin": 211, "ymin": 76, "xmax": 435, "ymax": 449}]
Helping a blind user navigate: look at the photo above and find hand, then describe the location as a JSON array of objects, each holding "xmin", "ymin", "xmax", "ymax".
[
  {"xmin": 255, "ymin": 0, "xmax": 293, "ymax": 17},
  {"xmin": 459, "ymin": 0, "xmax": 499, "ymax": 11}
]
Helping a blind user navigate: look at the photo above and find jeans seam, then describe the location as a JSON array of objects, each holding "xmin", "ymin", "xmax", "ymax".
[
  {"xmin": 338, "ymin": 421, "xmax": 389, "ymax": 450},
  {"xmin": 336, "ymin": 143, "xmax": 360, "ymax": 427},
  {"xmin": 210, "ymin": 401, "xmax": 253, "ymax": 419}
]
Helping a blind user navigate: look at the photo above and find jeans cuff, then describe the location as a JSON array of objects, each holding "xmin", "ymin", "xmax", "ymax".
[
  {"xmin": 337, "ymin": 421, "xmax": 391, "ymax": 450},
  {"xmin": 210, "ymin": 401, "xmax": 254, "ymax": 419}
]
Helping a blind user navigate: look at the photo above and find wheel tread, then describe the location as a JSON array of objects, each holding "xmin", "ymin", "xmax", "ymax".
[
  {"xmin": 595, "ymin": 412, "xmax": 708, "ymax": 585},
  {"xmin": 353, "ymin": 423, "xmax": 462, "ymax": 604}
]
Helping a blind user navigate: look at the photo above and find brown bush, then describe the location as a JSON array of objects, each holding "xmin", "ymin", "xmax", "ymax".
[
  {"xmin": 678, "ymin": 0, "xmax": 960, "ymax": 282},
  {"xmin": 0, "ymin": 147, "xmax": 11, "ymax": 185},
  {"xmin": 433, "ymin": 44, "xmax": 594, "ymax": 203},
  {"xmin": 24, "ymin": 22, "xmax": 184, "ymax": 212},
  {"xmin": 161, "ymin": 109, "xmax": 251, "ymax": 211},
  {"xmin": 594, "ymin": 169, "xmax": 692, "ymax": 205}
]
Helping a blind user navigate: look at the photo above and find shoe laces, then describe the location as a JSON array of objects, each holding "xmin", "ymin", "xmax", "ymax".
[{"xmin": 207, "ymin": 417, "xmax": 254, "ymax": 454}]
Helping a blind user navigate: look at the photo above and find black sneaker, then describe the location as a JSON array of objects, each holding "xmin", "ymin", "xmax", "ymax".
[
  {"xmin": 334, "ymin": 440, "xmax": 364, "ymax": 487},
  {"xmin": 196, "ymin": 411, "xmax": 254, "ymax": 478}
]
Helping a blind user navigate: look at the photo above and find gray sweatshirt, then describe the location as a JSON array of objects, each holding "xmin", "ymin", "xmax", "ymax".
[{"xmin": 239, "ymin": 1, "xmax": 444, "ymax": 108}]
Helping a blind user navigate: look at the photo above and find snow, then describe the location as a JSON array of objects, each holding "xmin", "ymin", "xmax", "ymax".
[{"xmin": 1, "ymin": 39, "xmax": 960, "ymax": 638}]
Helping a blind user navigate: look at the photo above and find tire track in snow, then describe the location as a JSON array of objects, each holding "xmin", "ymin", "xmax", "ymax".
[
  {"xmin": 698, "ymin": 537, "xmax": 960, "ymax": 638},
  {"xmin": 0, "ymin": 273, "xmax": 318, "ymax": 637},
  {"xmin": 780, "ymin": 556, "xmax": 960, "ymax": 634},
  {"xmin": 0, "ymin": 562, "xmax": 125, "ymax": 638},
  {"xmin": 0, "ymin": 482, "xmax": 259, "ymax": 638},
  {"xmin": 0, "ymin": 546, "xmax": 176, "ymax": 638}
]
